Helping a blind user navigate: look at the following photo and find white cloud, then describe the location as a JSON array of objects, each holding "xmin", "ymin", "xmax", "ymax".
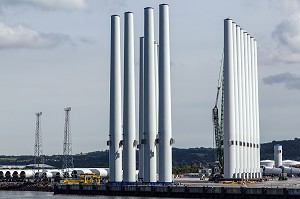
[
  {"xmin": 0, "ymin": 23, "xmax": 70, "ymax": 49},
  {"xmin": 1, "ymin": 0, "xmax": 87, "ymax": 11}
]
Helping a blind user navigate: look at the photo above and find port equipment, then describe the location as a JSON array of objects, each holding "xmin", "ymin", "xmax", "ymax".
[
  {"xmin": 34, "ymin": 112, "xmax": 44, "ymax": 175},
  {"xmin": 62, "ymin": 107, "xmax": 74, "ymax": 176},
  {"xmin": 63, "ymin": 173, "xmax": 101, "ymax": 185},
  {"xmin": 278, "ymin": 172, "xmax": 288, "ymax": 181},
  {"xmin": 212, "ymin": 56, "xmax": 225, "ymax": 177}
]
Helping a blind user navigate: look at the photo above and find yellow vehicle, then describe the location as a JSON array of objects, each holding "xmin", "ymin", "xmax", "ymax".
[
  {"xmin": 222, "ymin": 180, "xmax": 239, "ymax": 184},
  {"xmin": 222, "ymin": 179, "xmax": 256, "ymax": 184},
  {"xmin": 63, "ymin": 173, "xmax": 101, "ymax": 185}
]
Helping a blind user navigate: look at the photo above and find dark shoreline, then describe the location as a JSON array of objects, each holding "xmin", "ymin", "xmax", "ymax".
[{"xmin": 0, "ymin": 182, "xmax": 53, "ymax": 192}]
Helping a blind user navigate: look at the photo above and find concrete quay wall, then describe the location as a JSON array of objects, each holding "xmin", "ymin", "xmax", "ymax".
[{"xmin": 54, "ymin": 184, "xmax": 300, "ymax": 199}]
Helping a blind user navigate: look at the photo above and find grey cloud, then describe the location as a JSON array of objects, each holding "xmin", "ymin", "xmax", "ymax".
[
  {"xmin": 0, "ymin": 23, "xmax": 71, "ymax": 49},
  {"xmin": 271, "ymin": 53, "xmax": 300, "ymax": 64},
  {"xmin": 79, "ymin": 36, "xmax": 96, "ymax": 44},
  {"xmin": 263, "ymin": 72, "xmax": 300, "ymax": 91},
  {"xmin": 106, "ymin": 0, "xmax": 128, "ymax": 13},
  {"xmin": 270, "ymin": 14, "xmax": 300, "ymax": 64},
  {"xmin": 273, "ymin": 14, "xmax": 300, "ymax": 53},
  {"xmin": 0, "ymin": 0, "xmax": 86, "ymax": 11},
  {"xmin": 280, "ymin": 0, "xmax": 300, "ymax": 11}
]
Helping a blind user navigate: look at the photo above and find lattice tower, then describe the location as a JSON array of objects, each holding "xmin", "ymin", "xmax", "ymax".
[
  {"xmin": 62, "ymin": 107, "xmax": 74, "ymax": 173},
  {"xmin": 34, "ymin": 112, "xmax": 44, "ymax": 173}
]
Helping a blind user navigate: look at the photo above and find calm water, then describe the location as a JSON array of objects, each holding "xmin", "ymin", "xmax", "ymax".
[{"xmin": 0, "ymin": 191, "xmax": 170, "ymax": 199}]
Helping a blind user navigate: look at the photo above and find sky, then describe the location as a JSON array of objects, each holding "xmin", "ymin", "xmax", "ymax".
[{"xmin": 0, "ymin": 0, "xmax": 300, "ymax": 155}]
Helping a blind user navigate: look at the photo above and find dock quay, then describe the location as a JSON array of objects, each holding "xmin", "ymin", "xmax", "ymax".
[
  {"xmin": 53, "ymin": 183, "xmax": 300, "ymax": 199},
  {"xmin": 0, "ymin": 182, "xmax": 53, "ymax": 192}
]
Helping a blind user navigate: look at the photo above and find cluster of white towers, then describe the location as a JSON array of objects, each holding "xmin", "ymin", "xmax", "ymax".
[
  {"xmin": 108, "ymin": 4, "xmax": 173, "ymax": 183},
  {"xmin": 223, "ymin": 18, "xmax": 261, "ymax": 179}
]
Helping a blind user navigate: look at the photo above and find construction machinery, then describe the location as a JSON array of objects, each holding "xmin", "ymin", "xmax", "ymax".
[
  {"xmin": 63, "ymin": 173, "xmax": 101, "ymax": 185},
  {"xmin": 210, "ymin": 57, "xmax": 224, "ymax": 181},
  {"xmin": 278, "ymin": 172, "xmax": 288, "ymax": 181}
]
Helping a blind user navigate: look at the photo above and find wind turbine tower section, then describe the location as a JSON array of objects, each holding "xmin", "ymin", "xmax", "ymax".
[
  {"xmin": 223, "ymin": 18, "xmax": 260, "ymax": 179},
  {"xmin": 109, "ymin": 15, "xmax": 123, "ymax": 183},
  {"xmin": 108, "ymin": 4, "xmax": 173, "ymax": 184}
]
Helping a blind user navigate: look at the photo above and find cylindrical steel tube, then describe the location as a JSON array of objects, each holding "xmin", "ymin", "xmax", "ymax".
[
  {"xmin": 224, "ymin": 18, "xmax": 236, "ymax": 178},
  {"xmin": 158, "ymin": 4, "xmax": 173, "ymax": 183},
  {"xmin": 123, "ymin": 11, "xmax": 136, "ymax": 183},
  {"xmin": 143, "ymin": 7, "xmax": 157, "ymax": 183},
  {"xmin": 109, "ymin": 15, "xmax": 122, "ymax": 182}
]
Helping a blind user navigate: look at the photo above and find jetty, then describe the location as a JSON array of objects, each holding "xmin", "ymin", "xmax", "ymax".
[{"xmin": 54, "ymin": 183, "xmax": 300, "ymax": 199}]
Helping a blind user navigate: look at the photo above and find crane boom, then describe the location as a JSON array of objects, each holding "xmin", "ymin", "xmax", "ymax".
[{"xmin": 212, "ymin": 55, "xmax": 224, "ymax": 176}]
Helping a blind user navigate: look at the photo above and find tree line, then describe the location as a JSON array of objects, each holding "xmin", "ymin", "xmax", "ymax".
[{"xmin": 0, "ymin": 138, "xmax": 299, "ymax": 174}]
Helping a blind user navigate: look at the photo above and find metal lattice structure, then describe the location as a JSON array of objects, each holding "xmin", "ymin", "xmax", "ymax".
[
  {"xmin": 219, "ymin": 70, "xmax": 225, "ymax": 170},
  {"xmin": 212, "ymin": 56, "xmax": 224, "ymax": 174},
  {"xmin": 63, "ymin": 107, "xmax": 74, "ymax": 174},
  {"xmin": 34, "ymin": 112, "xmax": 44, "ymax": 173}
]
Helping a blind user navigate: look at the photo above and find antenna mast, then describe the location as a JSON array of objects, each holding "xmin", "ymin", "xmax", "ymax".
[{"xmin": 62, "ymin": 107, "xmax": 74, "ymax": 175}]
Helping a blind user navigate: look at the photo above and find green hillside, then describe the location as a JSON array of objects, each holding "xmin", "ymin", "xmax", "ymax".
[
  {"xmin": 0, "ymin": 138, "xmax": 299, "ymax": 174},
  {"xmin": 260, "ymin": 138, "xmax": 300, "ymax": 160}
]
